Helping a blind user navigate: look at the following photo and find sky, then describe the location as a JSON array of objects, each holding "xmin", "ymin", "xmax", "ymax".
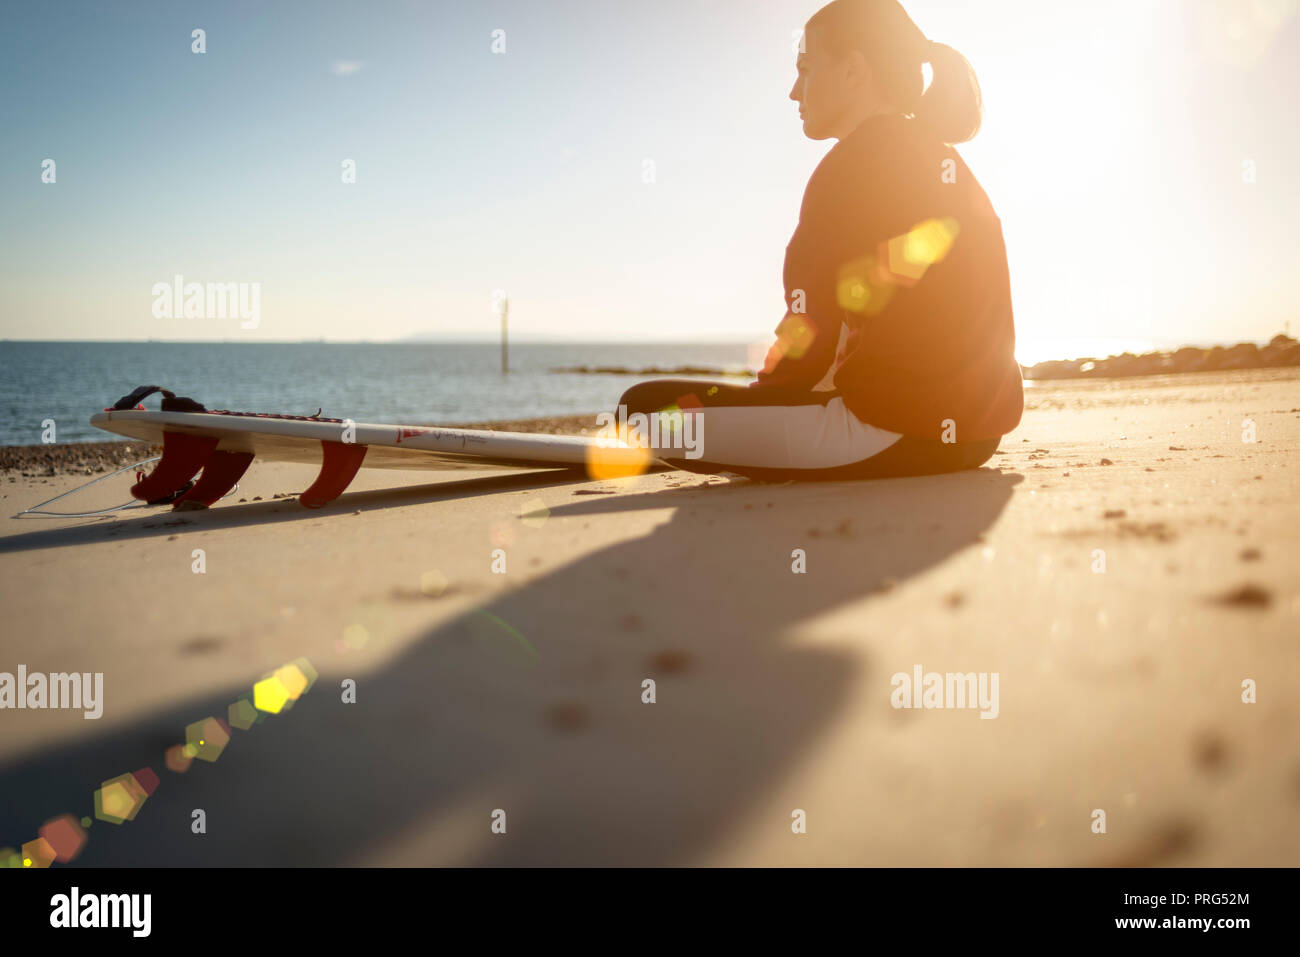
[{"xmin": 1, "ymin": 0, "xmax": 1297, "ymax": 363}]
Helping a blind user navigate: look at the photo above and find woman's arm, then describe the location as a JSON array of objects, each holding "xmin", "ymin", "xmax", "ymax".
[
  {"xmin": 750, "ymin": 139, "xmax": 859, "ymax": 392},
  {"xmin": 752, "ymin": 312, "xmax": 846, "ymax": 390}
]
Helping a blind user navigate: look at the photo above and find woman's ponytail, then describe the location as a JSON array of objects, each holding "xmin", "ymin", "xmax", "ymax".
[
  {"xmin": 916, "ymin": 41, "xmax": 983, "ymax": 145},
  {"xmin": 806, "ymin": 0, "xmax": 985, "ymax": 145}
]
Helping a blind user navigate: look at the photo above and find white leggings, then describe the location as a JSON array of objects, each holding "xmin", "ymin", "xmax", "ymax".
[{"xmin": 615, "ymin": 379, "xmax": 999, "ymax": 481}]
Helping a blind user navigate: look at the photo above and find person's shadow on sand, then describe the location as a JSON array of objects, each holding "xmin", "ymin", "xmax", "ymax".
[{"xmin": 0, "ymin": 468, "xmax": 1020, "ymax": 865}]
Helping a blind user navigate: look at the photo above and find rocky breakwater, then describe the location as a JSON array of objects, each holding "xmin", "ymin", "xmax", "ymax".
[{"xmin": 1023, "ymin": 334, "xmax": 1300, "ymax": 380}]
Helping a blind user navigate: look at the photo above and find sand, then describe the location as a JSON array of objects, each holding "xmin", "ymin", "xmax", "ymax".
[{"xmin": 0, "ymin": 368, "xmax": 1296, "ymax": 866}]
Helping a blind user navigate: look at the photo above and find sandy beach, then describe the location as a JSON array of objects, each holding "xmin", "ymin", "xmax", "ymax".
[{"xmin": 1, "ymin": 368, "xmax": 1296, "ymax": 866}]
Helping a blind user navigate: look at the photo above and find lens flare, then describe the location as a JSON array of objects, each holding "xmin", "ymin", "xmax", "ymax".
[
  {"xmin": 1197, "ymin": 0, "xmax": 1297, "ymax": 68},
  {"xmin": 185, "ymin": 716, "xmax": 231, "ymax": 761},
  {"xmin": 585, "ymin": 437, "xmax": 653, "ymax": 480},
  {"xmin": 253, "ymin": 675, "xmax": 291, "ymax": 713},
  {"xmin": 836, "ymin": 254, "xmax": 895, "ymax": 315},
  {"xmin": 94, "ymin": 773, "xmax": 149, "ymax": 824},
  {"xmin": 39, "ymin": 814, "xmax": 88, "ymax": 863},
  {"xmin": 489, "ymin": 520, "xmax": 518, "ymax": 549},
  {"xmin": 518, "ymin": 498, "xmax": 550, "ymax": 528},
  {"xmin": 467, "ymin": 610, "xmax": 540, "ymax": 668},
  {"xmin": 886, "ymin": 217, "xmax": 961, "ymax": 285},
  {"xmin": 132, "ymin": 768, "xmax": 160, "ymax": 796},
  {"xmin": 21, "ymin": 837, "xmax": 56, "ymax": 869},
  {"xmin": 165, "ymin": 743, "xmax": 194, "ymax": 773},
  {"xmin": 228, "ymin": 698, "xmax": 258, "ymax": 730},
  {"xmin": 771, "ymin": 312, "xmax": 815, "ymax": 360},
  {"xmin": 290, "ymin": 657, "xmax": 318, "ymax": 692},
  {"xmin": 274, "ymin": 663, "xmax": 309, "ymax": 700}
]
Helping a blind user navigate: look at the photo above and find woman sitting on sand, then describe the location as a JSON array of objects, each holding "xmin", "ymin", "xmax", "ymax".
[{"xmin": 617, "ymin": 0, "xmax": 1023, "ymax": 481}]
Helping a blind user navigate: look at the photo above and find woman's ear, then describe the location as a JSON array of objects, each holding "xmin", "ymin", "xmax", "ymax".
[{"xmin": 841, "ymin": 48, "xmax": 871, "ymax": 89}]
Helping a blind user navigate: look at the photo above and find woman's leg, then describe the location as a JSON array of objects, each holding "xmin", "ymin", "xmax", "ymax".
[{"xmin": 615, "ymin": 378, "xmax": 999, "ymax": 481}]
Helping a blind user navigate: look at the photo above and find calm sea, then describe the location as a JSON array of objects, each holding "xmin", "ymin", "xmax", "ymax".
[{"xmin": 0, "ymin": 341, "xmax": 755, "ymax": 446}]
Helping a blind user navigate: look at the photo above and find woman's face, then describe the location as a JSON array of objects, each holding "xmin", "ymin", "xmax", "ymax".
[
  {"xmin": 790, "ymin": 24, "xmax": 880, "ymax": 141},
  {"xmin": 790, "ymin": 25, "xmax": 855, "ymax": 140}
]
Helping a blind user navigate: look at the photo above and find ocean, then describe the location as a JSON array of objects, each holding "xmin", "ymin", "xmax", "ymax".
[{"xmin": 0, "ymin": 341, "xmax": 755, "ymax": 446}]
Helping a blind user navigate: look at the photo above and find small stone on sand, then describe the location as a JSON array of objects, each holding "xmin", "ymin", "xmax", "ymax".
[
  {"xmin": 1192, "ymin": 732, "xmax": 1228, "ymax": 773},
  {"xmin": 1213, "ymin": 583, "xmax": 1272, "ymax": 608},
  {"xmin": 649, "ymin": 649, "xmax": 692, "ymax": 674},
  {"xmin": 547, "ymin": 702, "xmax": 589, "ymax": 732}
]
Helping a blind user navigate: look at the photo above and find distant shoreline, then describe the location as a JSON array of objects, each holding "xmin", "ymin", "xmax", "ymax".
[
  {"xmin": 1019, "ymin": 334, "xmax": 1299, "ymax": 379},
  {"xmin": 549, "ymin": 334, "xmax": 1300, "ymax": 381}
]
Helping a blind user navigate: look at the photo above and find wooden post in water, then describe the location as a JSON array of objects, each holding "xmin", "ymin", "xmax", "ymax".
[{"xmin": 500, "ymin": 295, "xmax": 509, "ymax": 374}]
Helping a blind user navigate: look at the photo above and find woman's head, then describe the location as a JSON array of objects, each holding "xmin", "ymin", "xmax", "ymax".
[{"xmin": 790, "ymin": 0, "xmax": 983, "ymax": 144}]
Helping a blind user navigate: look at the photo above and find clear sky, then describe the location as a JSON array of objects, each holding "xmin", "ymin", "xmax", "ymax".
[{"xmin": 2, "ymin": 0, "xmax": 1297, "ymax": 362}]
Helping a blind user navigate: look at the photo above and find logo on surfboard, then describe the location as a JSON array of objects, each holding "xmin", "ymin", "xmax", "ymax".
[{"xmin": 394, "ymin": 427, "xmax": 428, "ymax": 444}]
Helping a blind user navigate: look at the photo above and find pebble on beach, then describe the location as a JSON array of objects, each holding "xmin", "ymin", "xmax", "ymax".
[{"xmin": 1213, "ymin": 583, "xmax": 1273, "ymax": 608}]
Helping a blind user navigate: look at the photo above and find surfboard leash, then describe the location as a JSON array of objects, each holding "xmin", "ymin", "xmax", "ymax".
[{"xmin": 16, "ymin": 456, "xmax": 239, "ymax": 518}]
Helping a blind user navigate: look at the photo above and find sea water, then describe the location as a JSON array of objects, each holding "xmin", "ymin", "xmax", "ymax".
[{"xmin": 0, "ymin": 341, "xmax": 754, "ymax": 446}]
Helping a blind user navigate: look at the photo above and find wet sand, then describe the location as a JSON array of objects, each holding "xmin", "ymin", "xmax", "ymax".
[{"xmin": 1, "ymin": 368, "xmax": 1297, "ymax": 865}]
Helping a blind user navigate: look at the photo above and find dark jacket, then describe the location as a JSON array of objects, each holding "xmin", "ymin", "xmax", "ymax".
[{"xmin": 752, "ymin": 112, "xmax": 1023, "ymax": 442}]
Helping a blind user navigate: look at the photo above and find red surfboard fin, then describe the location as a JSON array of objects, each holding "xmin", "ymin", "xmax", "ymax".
[
  {"xmin": 130, "ymin": 431, "xmax": 219, "ymax": 502},
  {"xmin": 299, "ymin": 441, "xmax": 367, "ymax": 508},
  {"xmin": 172, "ymin": 450, "xmax": 255, "ymax": 508}
]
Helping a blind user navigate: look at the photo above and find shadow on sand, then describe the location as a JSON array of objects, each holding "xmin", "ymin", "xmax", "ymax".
[
  {"xmin": 2, "ymin": 468, "xmax": 606, "ymax": 554},
  {"xmin": 0, "ymin": 467, "xmax": 1021, "ymax": 865}
]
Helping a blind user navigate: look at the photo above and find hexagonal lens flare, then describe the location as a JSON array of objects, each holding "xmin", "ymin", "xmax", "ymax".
[
  {"xmin": 21, "ymin": 837, "xmax": 57, "ymax": 868},
  {"xmin": 94, "ymin": 773, "xmax": 149, "ymax": 824},
  {"xmin": 39, "ymin": 814, "xmax": 88, "ymax": 863},
  {"xmin": 184, "ymin": 716, "xmax": 231, "ymax": 762}
]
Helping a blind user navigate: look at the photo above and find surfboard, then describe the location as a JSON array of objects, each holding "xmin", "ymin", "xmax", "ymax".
[{"xmin": 89, "ymin": 407, "xmax": 653, "ymax": 509}]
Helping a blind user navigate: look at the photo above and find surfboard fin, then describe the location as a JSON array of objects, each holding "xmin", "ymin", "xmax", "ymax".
[
  {"xmin": 299, "ymin": 441, "xmax": 368, "ymax": 508},
  {"xmin": 171, "ymin": 450, "xmax": 255, "ymax": 508},
  {"xmin": 130, "ymin": 431, "xmax": 219, "ymax": 502}
]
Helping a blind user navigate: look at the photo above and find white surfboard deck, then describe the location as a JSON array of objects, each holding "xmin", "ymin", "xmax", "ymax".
[{"xmin": 90, "ymin": 409, "xmax": 652, "ymax": 473}]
